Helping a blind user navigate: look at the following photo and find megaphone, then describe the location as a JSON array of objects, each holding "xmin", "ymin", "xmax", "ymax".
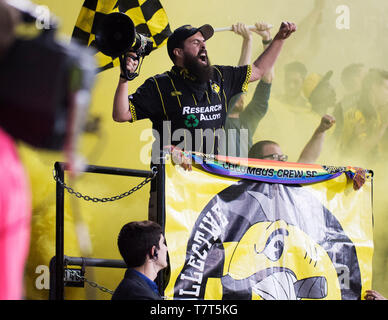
[{"xmin": 94, "ymin": 12, "xmax": 154, "ymax": 80}]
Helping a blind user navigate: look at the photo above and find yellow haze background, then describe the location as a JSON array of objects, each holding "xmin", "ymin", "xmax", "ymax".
[{"xmin": 21, "ymin": 0, "xmax": 388, "ymax": 299}]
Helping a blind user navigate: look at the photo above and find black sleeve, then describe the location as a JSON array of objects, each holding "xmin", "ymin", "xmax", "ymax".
[
  {"xmin": 239, "ymin": 80, "xmax": 271, "ymax": 134},
  {"xmin": 215, "ymin": 65, "xmax": 251, "ymax": 102},
  {"xmin": 128, "ymin": 77, "xmax": 165, "ymax": 122}
]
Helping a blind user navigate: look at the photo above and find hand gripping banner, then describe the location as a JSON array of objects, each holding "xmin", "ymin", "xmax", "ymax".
[{"xmin": 163, "ymin": 154, "xmax": 373, "ymax": 300}]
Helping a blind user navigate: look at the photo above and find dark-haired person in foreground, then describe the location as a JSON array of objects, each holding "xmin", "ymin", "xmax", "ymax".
[{"xmin": 112, "ymin": 220, "xmax": 168, "ymax": 300}]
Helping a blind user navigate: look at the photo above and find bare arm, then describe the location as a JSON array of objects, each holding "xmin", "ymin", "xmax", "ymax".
[
  {"xmin": 250, "ymin": 21, "xmax": 296, "ymax": 82},
  {"xmin": 112, "ymin": 52, "xmax": 139, "ymax": 122},
  {"xmin": 232, "ymin": 22, "xmax": 253, "ymax": 66},
  {"xmin": 252, "ymin": 22, "xmax": 275, "ymax": 83},
  {"xmin": 298, "ymin": 114, "xmax": 335, "ymax": 163},
  {"xmin": 113, "ymin": 78, "xmax": 131, "ymax": 122}
]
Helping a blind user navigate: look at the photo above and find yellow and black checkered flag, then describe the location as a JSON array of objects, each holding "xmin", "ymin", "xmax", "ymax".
[{"xmin": 72, "ymin": 0, "xmax": 171, "ymax": 72}]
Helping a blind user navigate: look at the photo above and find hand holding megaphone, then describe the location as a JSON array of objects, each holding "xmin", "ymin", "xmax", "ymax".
[{"xmin": 122, "ymin": 52, "xmax": 139, "ymax": 78}]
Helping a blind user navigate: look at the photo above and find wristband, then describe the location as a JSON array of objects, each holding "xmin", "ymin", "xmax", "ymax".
[{"xmin": 262, "ymin": 38, "xmax": 272, "ymax": 45}]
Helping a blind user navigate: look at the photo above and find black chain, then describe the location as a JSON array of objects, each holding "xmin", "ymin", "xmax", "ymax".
[
  {"xmin": 66, "ymin": 269, "xmax": 114, "ymax": 294},
  {"xmin": 53, "ymin": 167, "xmax": 158, "ymax": 203}
]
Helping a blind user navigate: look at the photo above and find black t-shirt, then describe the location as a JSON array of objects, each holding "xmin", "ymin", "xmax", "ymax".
[{"xmin": 128, "ymin": 64, "xmax": 251, "ymax": 156}]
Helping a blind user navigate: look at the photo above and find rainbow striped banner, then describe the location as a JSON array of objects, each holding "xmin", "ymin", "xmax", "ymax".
[
  {"xmin": 191, "ymin": 152, "xmax": 369, "ymax": 186},
  {"xmin": 164, "ymin": 155, "xmax": 374, "ymax": 300}
]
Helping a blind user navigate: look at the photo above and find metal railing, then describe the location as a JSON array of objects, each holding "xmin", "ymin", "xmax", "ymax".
[{"xmin": 49, "ymin": 160, "xmax": 165, "ymax": 300}]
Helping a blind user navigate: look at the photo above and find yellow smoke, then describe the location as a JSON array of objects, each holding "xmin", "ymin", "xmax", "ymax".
[{"xmin": 20, "ymin": 0, "xmax": 388, "ymax": 299}]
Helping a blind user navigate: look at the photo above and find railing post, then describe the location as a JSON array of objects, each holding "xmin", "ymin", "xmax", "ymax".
[
  {"xmin": 155, "ymin": 153, "xmax": 166, "ymax": 296},
  {"xmin": 48, "ymin": 256, "xmax": 56, "ymax": 300},
  {"xmin": 51, "ymin": 162, "xmax": 154, "ymax": 299},
  {"xmin": 54, "ymin": 161, "xmax": 65, "ymax": 300}
]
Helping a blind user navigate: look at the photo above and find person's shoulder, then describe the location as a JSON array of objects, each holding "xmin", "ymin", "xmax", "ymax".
[
  {"xmin": 144, "ymin": 70, "xmax": 175, "ymax": 87},
  {"xmin": 212, "ymin": 65, "xmax": 246, "ymax": 80},
  {"xmin": 152, "ymin": 70, "xmax": 171, "ymax": 79},
  {"xmin": 138, "ymin": 71, "xmax": 170, "ymax": 90},
  {"xmin": 213, "ymin": 65, "xmax": 247, "ymax": 72},
  {"xmin": 142, "ymin": 70, "xmax": 168, "ymax": 82},
  {"xmin": 111, "ymin": 273, "xmax": 153, "ymax": 300}
]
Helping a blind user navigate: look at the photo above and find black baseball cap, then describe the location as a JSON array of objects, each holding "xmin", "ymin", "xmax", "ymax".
[{"xmin": 167, "ymin": 24, "xmax": 214, "ymax": 61}]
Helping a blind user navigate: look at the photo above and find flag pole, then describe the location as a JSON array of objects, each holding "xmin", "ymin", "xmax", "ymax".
[{"xmin": 214, "ymin": 24, "xmax": 273, "ymax": 32}]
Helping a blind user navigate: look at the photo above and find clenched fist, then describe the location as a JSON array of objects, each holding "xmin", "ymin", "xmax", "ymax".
[
  {"xmin": 274, "ymin": 21, "xmax": 296, "ymax": 40},
  {"xmin": 122, "ymin": 52, "xmax": 139, "ymax": 75},
  {"xmin": 317, "ymin": 114, "xmax": 336, "ymax": 133}
]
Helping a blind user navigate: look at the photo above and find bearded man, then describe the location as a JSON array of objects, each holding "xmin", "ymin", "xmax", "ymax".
[
  {"xmin": 112, "ymin": 22, "xmax": 296, "ymax": 220},
  {"xmin": 113, "ymin": 22, "xmax": 296, "ymax": 156}
]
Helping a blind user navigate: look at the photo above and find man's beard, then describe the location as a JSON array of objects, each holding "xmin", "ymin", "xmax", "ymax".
[{"xmin": 183, "ymin": 52, "xmax": 213, "ymax": 83}]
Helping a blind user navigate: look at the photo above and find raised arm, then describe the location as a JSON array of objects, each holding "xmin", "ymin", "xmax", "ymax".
[
  {"xmin": 252, "ymin": 22, "xmax": 275, "ymax": 84},
  {"xmin": 297, "ymin": 114, "xmax": 335, "ymax": 163},
  {"xmin": 231, "ymin": 22, "xmax": 253, "ymax": 66},
  {"xmin": 238, "ymin": 23, "xmax": 275, "ymax": 137},
  {"xmin": 250, "ymin": 21, "xmax": 296, "ymax": 83},
  {"xmin": 112, "ymin": 52, "xmax": 139, "ymax": 122}
]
